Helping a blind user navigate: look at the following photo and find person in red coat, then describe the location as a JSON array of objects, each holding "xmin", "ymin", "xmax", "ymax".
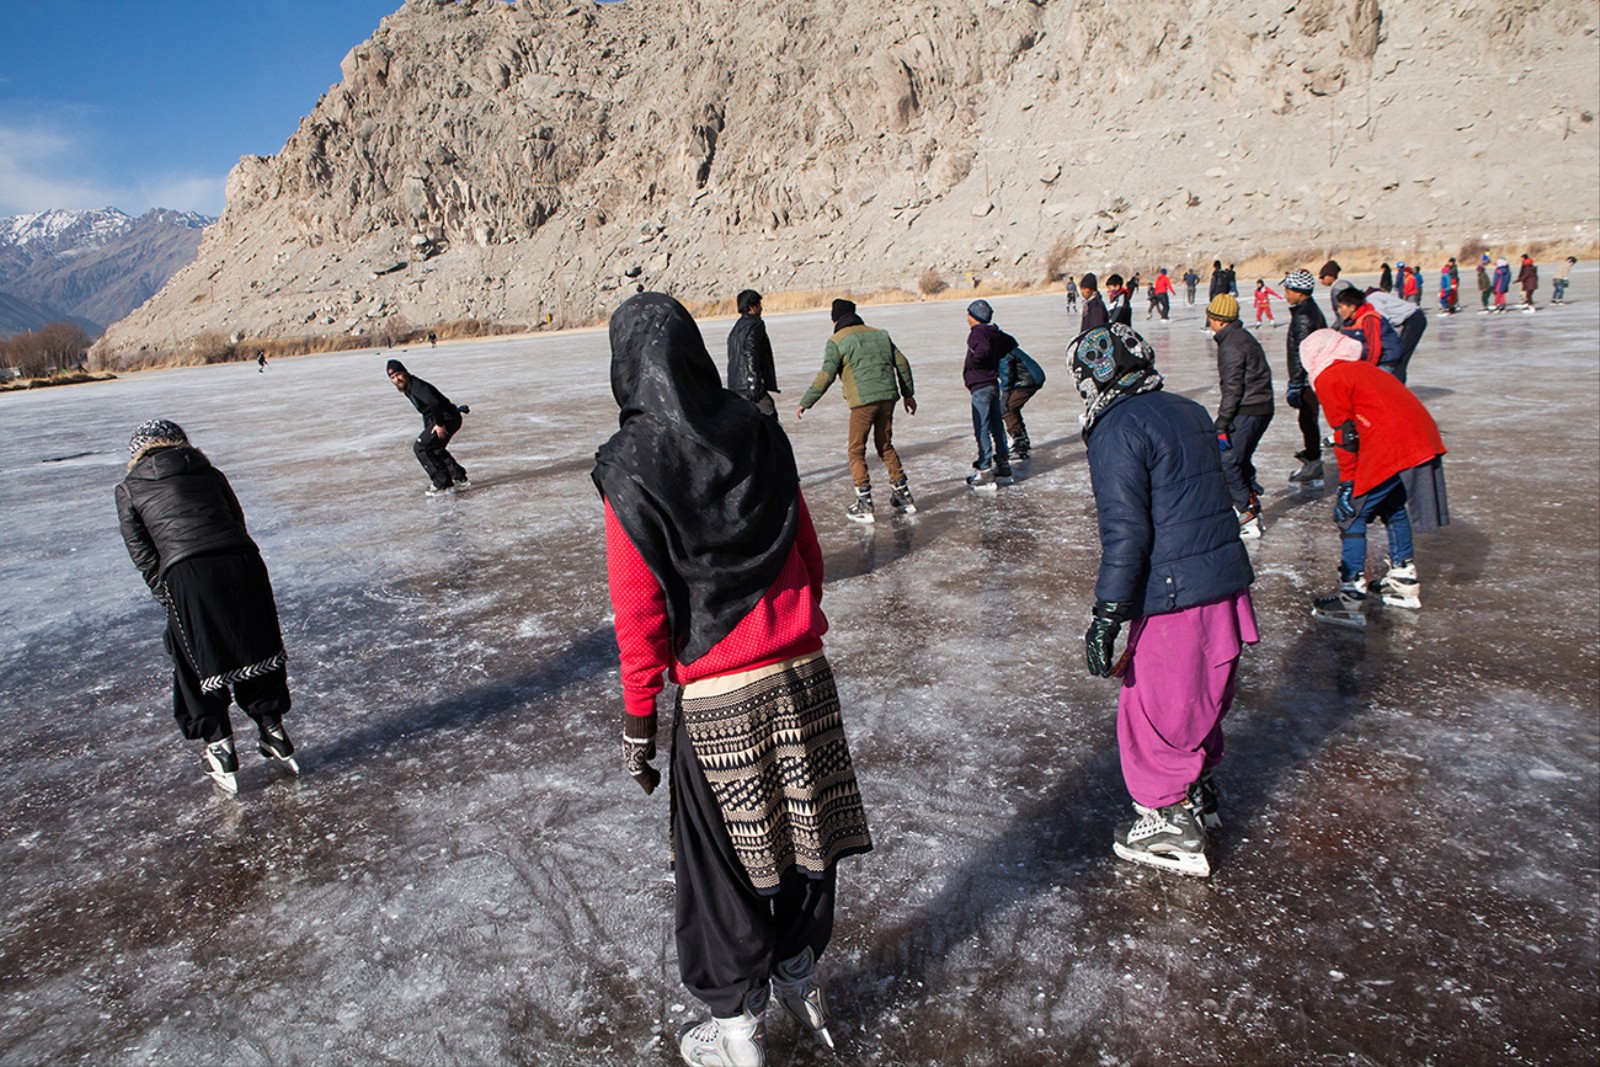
[
  {"xmin": 1518, "ymin": 254, "xmax": 1540, "ymax": 311},
  {"xmin": 594, "ymin": 293, "xmax": 872, "ymax": 1067},
  {"xmin": 1300, "ymin": 330, "xmax": 1449, "ymax": 627}
]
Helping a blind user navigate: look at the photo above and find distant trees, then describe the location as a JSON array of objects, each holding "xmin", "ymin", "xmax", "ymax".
[{"xmin": 0, "ymin": 323, "xmax": 94, "ymax": 378}]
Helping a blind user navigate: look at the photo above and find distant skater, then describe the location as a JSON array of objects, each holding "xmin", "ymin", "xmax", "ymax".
[
  {"xmin": 387, "ymin": 359, "xmax": 470, "ymax": 496},
  {"xmin": 1492, "ymin": 258, "xmax": 1512, "ymax": 312},
  {"xmin": 256, "ymin": 350, "xmax": 268, "ymax": 373},
  {"xmin": 1518, "ymin": 254, "xmax": 1539, "ymax": 311},
  {"xmin": 115, "ymin": 420, "xmax": 297, "ymax": 795},
  {"xmin": 1553, "ymin": 256, "xmax": 1576, "ymax": 304},
  {"xmin": 1252, "ymin": 280, "xmax": 1280, "ymax": 326},
  {"xmin": 962, "ymin": 299, "xmax": 1014, "ymax": 488},
  {"xmin": 1064, "ymin": 276, "xmax": 1079, "ymax": 314},
  {"xmin": 726, "ymin": 288, "xmax": 781, "ymax": 418},
  {"xmin": 1282, "ymin": 270, "xmax": 1327, "ymax": 487},
  {"xmin": 1206, "ymin": 294, "xmax": 1274, "ymax": 540},
  {"xmin": 595, "ymin": 293, "xmax": 872, "ymax": 1067},
  {"xmin": 1078, "ymin": 273, "xmax": 1108, "ymax": 331},
  {"xmin": 1152, "ymin": 268, "xmax": 1173, "ymax": 319},
  {"xmin": 1477, "ymin": 255, "xmax": 1493, "ymax": 312},
  {"xmin": 795, "ymin": 299, "xmax": 918, "ymax": 523},
  {"xmin": 1071, "ymin": 323, "xmax": 1258, "ymax": 878},
  {"xmin": 1183, "ymin": 267, "xmax": 1199, "ymax": 305},
  {"xmin": 999, "ymin": 335, "xmax": 1047, "ymax": 463}
]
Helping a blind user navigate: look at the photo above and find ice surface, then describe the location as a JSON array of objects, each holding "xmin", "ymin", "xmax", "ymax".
[{"xmin": 1, "ymin": 273, "xmax": 1596, "ymax": 1064}]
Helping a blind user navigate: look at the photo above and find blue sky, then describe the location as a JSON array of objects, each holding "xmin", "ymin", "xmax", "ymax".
[{"xmin": 0, "ymin": 1, "xmax": 416, "ymax": 218}]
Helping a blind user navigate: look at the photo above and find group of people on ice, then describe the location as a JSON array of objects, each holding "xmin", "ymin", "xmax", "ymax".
[{"xmin": 117, "ymin": 245, "xmax": 1578, "ymax": 1065}]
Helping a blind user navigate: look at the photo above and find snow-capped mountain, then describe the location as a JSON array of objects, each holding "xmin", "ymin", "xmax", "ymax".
[{"xmin": 0, "ymin": 207, "xmax": 212, "ymax": 338}]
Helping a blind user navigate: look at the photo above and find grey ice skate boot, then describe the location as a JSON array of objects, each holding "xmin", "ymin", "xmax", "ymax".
[
  {"xmin": 888, "ymin": 477, "xmax": 917, "ymax": 515},
  {"xmin": 845, "ymin": 486, "xmax": 875, "ymax": 525},
  {"xmin": 202, "ymin": 737, "xmax": 239, "ymax": 795},
  {"xmin": 678, "ymin": 987, "xmax": 767, "ymax": 1067},
  {"xmin": 1113, "ymin": 800, "xmax": 1211, "ymax": 877},
  {"xmin": 1289, "ymin": 457, "xmax": 1325, "ymax": 488},
  {"xmin": 772, "ymin": 947, "xmax": 834, "ymax": 1050},
  {"xmin": 1374, "ymin": 558, "xmax": 1421, "ymax": 609},
  {"xmin": 1312, "ymin": 575, "xmax": 1368, "ymax": 629},
  {"xmin": 257, "ymin": 716, "xmax": 300, "ymax": 775}
]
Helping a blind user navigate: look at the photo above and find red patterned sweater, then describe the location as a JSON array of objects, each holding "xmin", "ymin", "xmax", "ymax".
[{"xmin": 605, "ymin": 492, "xmax": 828, "ymax": 719}]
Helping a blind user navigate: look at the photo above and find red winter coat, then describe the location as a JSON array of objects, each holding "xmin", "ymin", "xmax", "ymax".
[
  {"xmin": 1518, "ymin": 259, "xmax": 1539, "ymax": 292},
  {"xmin": 1317, "ymin": 360, "xmax": 1446, "ymax": 495}
]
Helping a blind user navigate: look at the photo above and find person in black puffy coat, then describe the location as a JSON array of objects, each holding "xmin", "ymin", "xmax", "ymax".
[
  {"xmin": 726, "ymin": 288, "xmax": 781, "ymax": 419},
  {"xmin": 115, "ymin": 420, "xmax": 296, "ymax": 794},
  {"xmin": 1069, "ymin": 325, "xmax": 1259, "ymax": 878},
  {"xmin": 387, "ymin": 358, "xmax": 469, "ymax": 495}
]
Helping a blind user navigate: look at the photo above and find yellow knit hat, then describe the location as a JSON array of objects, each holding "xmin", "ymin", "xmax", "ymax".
[{"xmin": 1206, "ymin": 293, "xmax": 1240, "ymax": 322}]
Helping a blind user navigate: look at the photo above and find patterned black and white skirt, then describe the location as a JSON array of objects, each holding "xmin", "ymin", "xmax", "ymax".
[
  {"xmin": 674, "ymin": 652, "xmax": 872, "ymax": 893},
  {"xmin": 162, "ymin": 551, "xmax": 287, "ymax": 694}
]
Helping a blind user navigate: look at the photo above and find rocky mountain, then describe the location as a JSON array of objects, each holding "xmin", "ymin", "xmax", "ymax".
[
  {"xmin": 0, "ymin": 208, "xmax": 210, "ymax": 338},
  {"xmin": 95, "ymin": 0, "xmax": 1598, "ymax": 363}
]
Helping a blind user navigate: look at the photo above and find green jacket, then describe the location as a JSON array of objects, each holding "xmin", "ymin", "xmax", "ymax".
[{"xmin": 799, "ymin": 324, "xmax": 916, "ymax": 410}]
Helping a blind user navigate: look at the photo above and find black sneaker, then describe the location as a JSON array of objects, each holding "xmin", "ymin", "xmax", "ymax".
[{"xmin": 1113, "ymin": 801, "xmax": 1210, "ymax": 876}]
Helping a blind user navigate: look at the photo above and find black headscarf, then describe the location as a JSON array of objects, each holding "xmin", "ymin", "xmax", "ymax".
[
  {"xmin": 592, "ymin": 293, "xmax": 800, "ymax": 665},
  {"xmin": 1068, "ymin": 323, "xmax": 1164, "ymax": 439}
]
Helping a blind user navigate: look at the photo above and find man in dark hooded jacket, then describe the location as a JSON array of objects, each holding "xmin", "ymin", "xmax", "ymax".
[
  {"xmin": 387, "ymin": 359, "xmax": 469, "ymax": 495},
  {"xmin": 1206, "ymin": 294, "xmax": 1274, "ymax": 539},
  {"xmin": 726, "ymin": 289, "xmax": 780, "ymax": 418}
]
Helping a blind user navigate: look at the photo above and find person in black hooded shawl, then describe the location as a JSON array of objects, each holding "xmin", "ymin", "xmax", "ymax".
[{"xmin": 593, "ymin": 293, "xmax": 871, "ymax": 1067}]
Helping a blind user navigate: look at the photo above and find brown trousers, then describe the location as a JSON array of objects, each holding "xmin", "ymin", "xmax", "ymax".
[{"xmin": 846, "ymin": 400, "xmax": 905, "ymax": 489}]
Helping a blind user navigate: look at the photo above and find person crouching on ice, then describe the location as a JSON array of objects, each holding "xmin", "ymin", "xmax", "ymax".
[
  {"xmin": 1300, "ymin": 330, "xmax": 1450, "ymax": 629},
  {"xmin": 115, "ymin": 420, "xmax": 297, "ymax": 795},
  {"xmin": 594, "ymin": 293, "xmax": 873, "ymax": 1067},
  {"xmin": 1070, "ymin": 325, "xmax": 1259, "ymax": 878}
]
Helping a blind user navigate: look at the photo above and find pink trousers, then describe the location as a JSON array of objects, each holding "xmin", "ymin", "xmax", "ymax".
[{"xmin": 1117, "ymin": 591, "xmax": 1259, "ymax": 809}]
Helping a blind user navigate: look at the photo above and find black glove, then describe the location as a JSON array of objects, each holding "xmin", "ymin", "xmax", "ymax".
[
  {"xmin": 1286, "ymin": 383, "xmax": 1303, "ymax": 409},
  {"xmin": 1334, "ymin": 482, "xmax": 1357, "ymax": 524},
  {"xmin": 1084, "ymin": 601, "xmax": 1133, "ymax": 678},
  {"xmin": 624, "ymin": 712, "xmax": 660, "ymax": 795}
]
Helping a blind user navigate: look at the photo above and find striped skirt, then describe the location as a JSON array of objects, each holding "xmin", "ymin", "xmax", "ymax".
[{"xmin": 675, "ymin": 652, "xmax": 872, "ymax": 893}]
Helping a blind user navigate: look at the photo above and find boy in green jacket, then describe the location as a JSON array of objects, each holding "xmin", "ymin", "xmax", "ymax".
[{"xmin": 796, "ymin": 299, "xmax": 918, "ymax": 524}]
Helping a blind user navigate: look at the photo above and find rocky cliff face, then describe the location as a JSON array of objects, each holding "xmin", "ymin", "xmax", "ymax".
[{"xmin": 96, "ymin": 0, "xmax": 1599, "ymax": 361}]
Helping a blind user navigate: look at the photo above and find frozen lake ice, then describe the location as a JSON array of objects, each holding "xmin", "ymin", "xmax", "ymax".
[{"xmin": 1, "ymin": 272, "xmax": 1596, "ymax": 1064}]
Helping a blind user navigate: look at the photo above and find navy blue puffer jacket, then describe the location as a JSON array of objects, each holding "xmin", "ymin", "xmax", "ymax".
[{"xmin": 1086, "ymin": 389, "xmax": 1254, "ymax": 617}]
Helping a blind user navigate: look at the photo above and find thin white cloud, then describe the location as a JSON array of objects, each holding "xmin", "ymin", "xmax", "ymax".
[{"xmin": 0, "ymin": 122, "xmax": 226, "ymax": 217}]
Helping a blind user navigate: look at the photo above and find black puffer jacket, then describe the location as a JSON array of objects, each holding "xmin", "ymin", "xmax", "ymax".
[
  {"xmin": 115, "ymin": 446, "xmax": 258, "ymax": 593},
  {"xmin": 726, "ymin": 315, "xmax": 778, "ymax": 401},
  {"xmin": 403, "ymin": 376, "xmax": 461, "ymax": 431},
  {"xmin": 1212, "ymin": 321, "xmax": 1274, "ymax": 432},
  {"xmin": 1086, "ymin": 391, "xmax": 1254, "ymax": 617},
  {"xmin": 1285, "ymin": 297, "xmax": 1328, "ymax": 390}
]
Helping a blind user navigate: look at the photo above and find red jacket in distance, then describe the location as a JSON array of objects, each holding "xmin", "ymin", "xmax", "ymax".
[
  {"xmin": 1317, "ymin": 360, "xmax": 1446, "ymax": 496},
  {"xmin": 604, "ymin": 493, "xmax": 827, "ymax": 720}
]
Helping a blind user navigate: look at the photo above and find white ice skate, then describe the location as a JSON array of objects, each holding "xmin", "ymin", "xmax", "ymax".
[
  {"xmin": 1375, "ymin": 559, "xmax": 1421, "ymax": 610},
  {"xmin": 1113, "ymin": 801, "xmax": 1211, "ymax": 877},
  {"xmin": 202, "ymin": 737, "xmax": 239, "ymax": 795},
  {"xmin": 679, "ymin": 988, "xmax": 767, "ymax": 1067},
  {"xmin": 1312, "ymin": 577, "xmax": 1368, "ymax": 629}
]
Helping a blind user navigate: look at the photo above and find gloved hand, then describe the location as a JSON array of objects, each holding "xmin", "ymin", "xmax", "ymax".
[
  {"xmin": 1084, "ymin": 601, "xmax": 1133, "ymax": 678},
  {"xmin": 1216, "ymin": 432, "xmax": 1232, "ymax": 452},
  {"xmin": 624, "ymin": 712, "xmax": 660, "ymax": 795},
  {"xmin": 1286, "ymin": 384, "xmax": 1303, "ymax": 409},
  {"xmin": 1334, "ymin": 482, "xmax": 1357, "ymax": 523}
]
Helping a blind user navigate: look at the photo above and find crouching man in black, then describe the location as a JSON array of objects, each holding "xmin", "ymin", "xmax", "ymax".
[{"xmin": 387, "ymin": 358, "xmax": 469, "ymax": 496}]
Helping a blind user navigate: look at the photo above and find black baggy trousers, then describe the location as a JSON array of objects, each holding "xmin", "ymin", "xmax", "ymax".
[{"xmin": 671, "ymin": 713, "xmax": 836, "ymax": 1017}]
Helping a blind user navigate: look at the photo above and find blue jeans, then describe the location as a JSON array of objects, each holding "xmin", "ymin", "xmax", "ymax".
[
  {"xmin": 1219, "ymin": 411, "xmax": 1272, "ymax": 511},
  {"xmin": 1339, "ymin": 476, "xmax": 1413, "ymax": 579},
  {"xmin": 970, "ymin": 385, "xmax": 1010, "ymax": 471},
  {"xmin": 1553, "ymin": 278, "xmax": 1569, "ymax": 301}
]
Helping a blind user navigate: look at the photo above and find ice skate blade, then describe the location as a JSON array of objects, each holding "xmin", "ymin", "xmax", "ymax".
[
  {"xmin": 1312, "ymin": 608, "xmax": 1366, "ymax": 630},
  {"xmin": 891, "ymin": 504, "xmax": 917, "ymax": 516},
  {"xmin": 1379, "ymin": 595, "xmax": 1421, "ymax": 611},
  {"xmin": 845, "ymin": 513, "xmax": 875, "ymax": 525},
  {"xmin": 1113, "ymin": 842, "xmax": 1211, "ymax": 878},
  {"xmin": 968, "ymin": 482, "xmax": 998, "ymax": 493},
  {"xmin": 207, "ymin": 770, "xmax": 239, "ymax": 795}
]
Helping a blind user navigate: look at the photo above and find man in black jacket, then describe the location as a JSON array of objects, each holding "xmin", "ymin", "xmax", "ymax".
[
  {"xmin": 1205, "ymin": 294, "xmax": 1274, "ymax": 539},
  {"xmin": 388, "ymin": 359, "xmax": 469, "ymax": 496},
  {"xmin": 1282, "ymin": 270, "xmax": 1327, "ymax": 487},
  {"xmin": 725, "ymin": 289, "xmax": 780, "ymax": 418}
]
